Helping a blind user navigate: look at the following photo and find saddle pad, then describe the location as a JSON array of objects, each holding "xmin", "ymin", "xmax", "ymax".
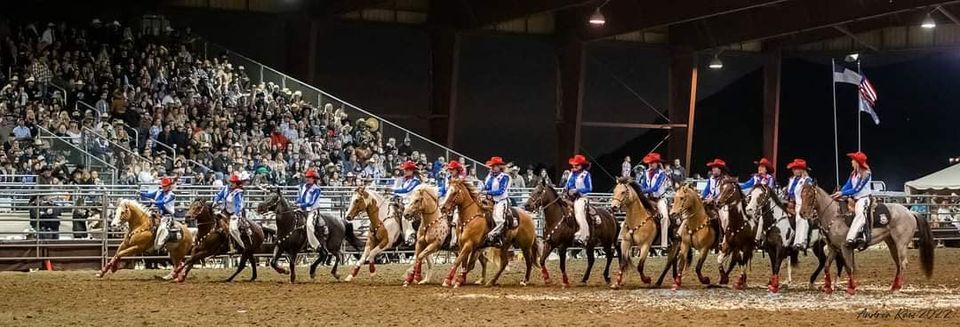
[{"xmin": 843, "ymin": 203, "xmax": 891, "ymax": 227}]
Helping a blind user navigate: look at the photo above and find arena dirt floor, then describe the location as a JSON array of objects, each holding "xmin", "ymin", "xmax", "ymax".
[{"xmin": 2, "ymin": 247, "xmax": 960, "ymax": 326}]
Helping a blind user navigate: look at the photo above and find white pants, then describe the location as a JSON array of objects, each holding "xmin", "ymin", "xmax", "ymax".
[
  {"xmin": 493, "ymin": 199, "xmax": 509, "ymax": 224},
  {"xmin": 305, "ymin": 210, "xmax": 322, "ymax": 249},
  {"xmin": 450, "ymin": 208, "xmax": 460, "ymax": 247},
  {"xmin": 656, "ymin": 198, "xmax": 670, "ymax": 249},
  {"xmin": 846, "ymin": 197, "xmax": 870, "ymax": 241},
  {"xmin": 400, "ymin": 204, "xmax": 415, "ymax": 242},
  {"xmin": 791, "ymin": 190, "xmax": 808, "ymax": 247},
  {"xmin": 228, "ymin": 215, "xmax": 245, "ymax": 249},
  {"xmin": 153, "ymin": 216, "xmax": 174, "ymax": 251},
  {"xmin": 573, "ymin": 197, "xmax": 589, "ymax": 242}
]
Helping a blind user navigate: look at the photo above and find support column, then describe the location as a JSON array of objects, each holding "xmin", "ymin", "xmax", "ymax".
[
  {"xmin": 668, "ymin": 49, "xmax": 697, "ymax": 174},
  {"xmin": 762, "ymin": 49, "xmax": 782, "ymax": 170},
  {"xmin": 555, "ymin": 24, "xmax": 585, "ymax": 176},
  {"xmin": 428, "ymin": 28, "xmax": 460, "ymax": 147}
]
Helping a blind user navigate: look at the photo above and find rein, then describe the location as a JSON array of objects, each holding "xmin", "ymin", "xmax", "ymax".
[{"xmin": 534, "ymin": 187, "xmax": 575, "ymax": 241}]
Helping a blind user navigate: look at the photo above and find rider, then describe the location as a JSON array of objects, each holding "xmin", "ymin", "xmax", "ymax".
[
  {"xmin": 740, "ymin": 158, "xmax": 776, "ymax": 190},
  {"xmin": 297, "ymin": 168, "xmax": 325, "ymax": 248},
  {"xmin": 700, "ymin": 158, "xmax": 729, "ymax": 202},
  {"xmin": 439, "ymin": 160, "xmax": 464, "ymax": 247},
  {"xmin": 639, "ymin": 152, "xmax": 671, "ymax": 252},
  {"xmin": 833, "ymin": 151, "xmax": 873, "ymax": 249},
  {"xmin": 214, "ymin": 171, "xmax": 248, "ymax": 249},
  {"xmin": 565, "ymin": 154, "xmax": 594, "ymax": 246},
  {"xmin": 393, "ymin": 160, "xmax": 420, "ymax": 246},
  {"xmin": 139, "ymin": 177, "xmax": 178, "ymax": 242},
  {"xmin": 481, "ymin": 156, "xmax": 512, "ymax": 245},
  {"xmin": 785, "ymin": 158, "xmax": 813, "ymax": 250}
]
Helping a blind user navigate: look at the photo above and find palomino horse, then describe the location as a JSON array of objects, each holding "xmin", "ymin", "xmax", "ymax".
[
  {"xmin": 97, "ymin": 199, "xmax": 193, "ymax": 279},
  {"xmin": 439, "ymin": 178, "xmax": 540, "ymax": 288},
  {"xmin": 607, "ymin": 178, "xmax": 660, "ymax": 288},
  {"xmin": 343, "ymin": 185, "xmax": 404, "ymax": 281},
  {"xmin": 714, "ymin": 178, "xmax": 756, "ymax": 290},
  {"xmin": 800, "ymin": 185, "xmax": 934, "ymax": 295},
  {"xmin": 666, "ymin": 184, "xmax": 720, "ymax": 290},
  {"xmin": 173, "ymin": 198, "xmax": 267, "ymax": 282},
  {"xmin": 402, "ymin": 184, "xmax": 450, "ymax": 286},
  {"xmin": 257, "ymin": 189, "xmax": 361, "ymax": 283},
  {"xmin": 525, "ymin": 179, "xmax": 618, "ymax": 288}
]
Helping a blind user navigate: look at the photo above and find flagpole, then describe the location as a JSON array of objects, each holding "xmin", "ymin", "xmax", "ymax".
[
  {"xmin": 831, "ymin": 59, "xmax": 840, "ymax": 187},
  {"xmin": 856, "ymin": 59, "xmax": 862, "ymax": 151}
]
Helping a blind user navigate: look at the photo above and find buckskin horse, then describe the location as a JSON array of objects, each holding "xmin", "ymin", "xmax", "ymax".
[
  {"xmin": 97, "ymin": 199, "xmax": 193, "ymax": 279},
  {"xmin": 665, "ymin": 184, "xmax": 720, "ymax": 290},
  {"xmin": 800, "ymin": 185, "xmax": 934, "ymax": 295},
  {"xmin": 343, "ymin": 185, "xmax": 405, "ymax": 282},
  {"xmin": 401, "ymin": 184, "xmax": 451, "ymax": 286},
  {"xmin": 607, "ymin": 178, "xmax": 659, "ymax": 289},
  {"xmin": 525, "ymin": 179, "xmax": 618, "ymax": 288},
  {"xmin": 714, "ymin": 178, "xmax": 756, "ymax": 290},
  {"xmin": 439, "ymin": 178, "xmax": 540, "ymax": 288},
  {"xmin": 173, "ymin": 198, "xmax": 267, "ymax": 282}
]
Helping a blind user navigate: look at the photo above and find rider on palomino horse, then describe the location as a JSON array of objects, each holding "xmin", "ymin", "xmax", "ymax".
[
  {"xmin": 297, "ymin": 168, "xmax": 326, "ymax": 249},
  {"xmin": 785, "ymin": 158, "xmax": 814, "ymax": 250},
  {"xmin": 833, "ymin": 151, "xmax": 873, "ymax": 250},
  {"xmin": 393, "ymin": 160, "xmax": 420, "ymax": 246},
  {"xmin": 481, "ymin": 156, "xmax": 513, "ymax": 246},
  {"xmin": 700, "ymin": 158, "xmax": 729, "ymax": 244},
  {"xmin": 638, "ymin": 152, "xmax": 670, "ymax": 254},
  {"xmin": 214, "ymin": 171, "xmax": 248, "ymax": 249},
  {"xmin": 566, "ymin": 154, "xmax": 596, "ymax": 246},
  {"xmin": 138, "ymin": 177, "xmax": 179, "ymax": 248},
  {"xmin": 439, "ymin": 160, "xmax": 465, "ymax": 247}
]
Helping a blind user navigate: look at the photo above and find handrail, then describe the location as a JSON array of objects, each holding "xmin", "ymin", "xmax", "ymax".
[
  {"xmin": 77, "ymin": 100, "xmax": 140, "ymax": 151},
  {"xmin": 81, "ymin": 126, "xmax": 149, "ymax": 167},
  {"xmin": 151, "ymin": 139, "xmax": 177, "ymax": 160},
  {"xmin": 48, "ymin": 81, "xmax": 69, "ymax": 106},
  {"xmin": 205, "ymin": 41, "xmax": 488, "ymax": 171},
  {"xmin": 36, "ymin": 125, "xmax": 118, "ymax": 172}
]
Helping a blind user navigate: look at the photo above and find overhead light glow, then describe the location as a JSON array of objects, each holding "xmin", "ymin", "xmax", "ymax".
[
  {"xmin": 708, "ymin": 56, "xmax": 723, "ymax": 69},
  {"xmin": 588, "ymin": 9, "xmax": 605, "ymax": 25},
  {"xmin": 922, "ymin": 13, "xmax": 936, "ymax": 29}
]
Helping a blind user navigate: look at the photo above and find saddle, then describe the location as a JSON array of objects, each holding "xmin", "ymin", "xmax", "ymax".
[{"xmin": 842, "ymin": 200, "xmax": 891, "ymax": 228}]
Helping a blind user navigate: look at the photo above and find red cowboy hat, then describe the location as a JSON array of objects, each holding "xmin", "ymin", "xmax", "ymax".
[
  {"xmin": 399, "ymin": 160, "xmax": 417, "ymax": 171},
  {"xmin": 786, "ymin": 158, "xmax": 808, "ymax": 170},
  {"xmin": 642, "ymin": 152, "xmax": 662, "ymax": 164},
  {"xmin": 568, "ymin": 154, "xmax": 588, "ymax": 166},
  {"xmin": 706, "ymin": 158, "xmax": 727, "ymax": 168},
  {"xmin": 229, "ymin": 174, "xmax": 241, "ymax": 184},
  {"xmin": 846, "ymin": 151, "xmax": 869, "ymax": 169},
  {"xmin": 446, "ymin": 160, "xmax": 463, "ymax": 171},
  {"xmin": 754, "ymin": 158, "xmax": 774, "ymax": 171},
  {"xmin": 303, "ymin": 168, "xmax": 319, "ymax": 179},
  {"xmin": 485, "ymin": 156, "xmax": 506, "ymax": 167},
  {"xmin": 159, "ymin": 177, "xmax": 174, "ymax": 187}
]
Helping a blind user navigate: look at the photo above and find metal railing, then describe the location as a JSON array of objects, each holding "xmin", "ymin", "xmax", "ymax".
[{"xmin": 36, "ymin": 126, "xmax": 118, "ymax": 184}]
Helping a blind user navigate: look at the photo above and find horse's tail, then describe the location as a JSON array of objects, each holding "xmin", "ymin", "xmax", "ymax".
[
  {"xmin": 789, "ymin": 249, "xmax": 800, "ymax": 268},
  {"xmin": 344, "ymin": 221, "xmax": 365, "ymax": 250},
  {"xmin": 530, "ymin": 237, "xmax": 542, "ymax": 269},
  {"xmin": 261, "ymin": 226, "xmax": 276, "ymax": 242},
  {"xmin": 914, "ymin": 213, "xmax": 935, "ymax": 279}
]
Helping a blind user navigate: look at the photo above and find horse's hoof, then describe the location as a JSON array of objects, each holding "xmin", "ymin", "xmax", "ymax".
[
  {"xmin": 561, "ymin": 282, "xmax": 570, "ymax": 289},
  {"xmin": 520, "ymin": 281, "xmax": 528, "ymax": 287},
  {"xmin": 719, "ymin": 276, "xmax": 729, "ymax": 285},
  {"xmin": 344, "ymin": 275, "xmax": 354, "ymax": 282},
  {"xmin": 474, "ymin": 279, "xmax": 483, "ymax": 285},
  {"xmin": 671, "ymin": 283, "xmax": 680, "ymax": 291},
  {"xmin": 610, "ymin": 283, "xmax": 621, "ymax": 290},
  {"xmin": 442, "ymin": 280, "xmax": 451, "ymax": 288},
  {"xmin": 543, "ymin": 278, "xmax": 553, "ymax": 286},
  {"xmin": 402, "ymin": 282, "xmax": 410, "ymax": 287},
  {"xmin": 699, "ymin": 277, "xmax": 710, "ymax": 285},
  {"xmin": 640, "ymin": 276, "xmax": 652, "ymax": 284},
  {"xmin": 845, "ymin": 287, "xmax": 857, "ymax": 296},
  {"xmin": 821, "ymin": 286, "xmax": 834, "ymax": 294},
  {"xmin": 95, "ymin": 272, "xmax": 103, "ymax": 278},
  {"xmin": 768, "ymin": 284, "xmax": 780, "ymax": 293},
  {"xmin": 369, "ymin": 272, "xmax": 377, "ymax": 278},
  {"xmin": 332, "ymin": 274, "xmax": 341, "ymax": 281}
]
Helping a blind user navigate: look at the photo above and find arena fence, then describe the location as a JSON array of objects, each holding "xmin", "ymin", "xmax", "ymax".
[{"xmin": 0, "ymin": 183, "xmax": 956, "ymax": 271}]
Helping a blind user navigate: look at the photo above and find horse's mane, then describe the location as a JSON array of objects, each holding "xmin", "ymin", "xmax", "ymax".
[
  {"xmin": 413, "ymin": 184, "xmax": 438, "ymax": 198},
  {"xmin": 119, "ymin": 199, "xmax": 148, "ymax": 214},
  {"xmin": 454, "ymin": 179, "xmax": 480, "ymax": 196},
  {"xmin": 757, "ymin": 184, "xmax": 787, "ymax": 210},
  {"xmin": 362, "ymin": 187, "xmax": 384, "ymax": 204},
  {"xmin": 624, "ymin": 180, "xmax": 656, "ymax": 212}
]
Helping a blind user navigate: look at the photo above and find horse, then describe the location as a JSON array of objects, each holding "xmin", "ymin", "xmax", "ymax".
[
  {"xmin": 257, "ymin": 188, "xmax": 360, "ymax": 283},
  {"xmin": 401, "ymin": 184, "xmax": 451, "ymax": 286},
  {"xmin": 606, "ymin": 178, "xmax": 660, "ymax": 288},
  {"xmin": 709, "ymin": 177, "xmax": 755, "ymax": 290},
  {"xmin": 439, "ymin": 178, "xmax": 540, "ymax": 288},
  {"xmin": 800, "ymin": 185, "xmax": 935, "ymax": 295},
  {"xmin": 744, "ymin": 184, "xmax": 797, "ymax": 293},
  {"xmin": 97, "ymin": 199, "xmax": 193, "ymax": 280},
  {"xmin": 343, "ymin": 185, "xmax": 405, "ymax": 281},
  {"xmin": 173, "ymin": 198, "xmax": 266, "ymax": 282},
  {"xmin": 664, "ymin": 184, "xmax": 719, "ymax": 290},
  {"xmin": 525, "ymin": 179, "xmax": 618, "ymax": 288}
]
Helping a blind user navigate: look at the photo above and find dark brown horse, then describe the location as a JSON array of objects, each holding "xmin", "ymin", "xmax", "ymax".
[
  {"xmin": 524, "ymin": 179, "xmax": 618, "ymax": 287},
  {"xmin": 174, "ymin": 198, "xmax": 265, "ymax": 282},
  {"xmin": 714, "ymin": 177, "xmax": 755, "ymax": 290}
]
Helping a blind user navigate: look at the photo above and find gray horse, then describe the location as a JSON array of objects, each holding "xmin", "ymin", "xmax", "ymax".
[{"xmin": 801, "ymin": 185, "xmax": 934, "ymax": 295}]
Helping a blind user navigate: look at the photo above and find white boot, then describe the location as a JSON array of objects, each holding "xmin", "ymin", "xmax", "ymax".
[{"xmin": 228, "ymin": 217, "xmax": 245, "ymax": 250}]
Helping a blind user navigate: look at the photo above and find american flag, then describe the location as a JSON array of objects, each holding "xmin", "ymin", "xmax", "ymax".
[{"xmin": 858, "ymin": 76, "xmax": 880, "ymax": 125}]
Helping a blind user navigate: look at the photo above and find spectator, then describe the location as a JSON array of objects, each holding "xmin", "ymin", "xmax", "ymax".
[
  {"xmin": 621, "ymin": 156, "xmax": 632, "ymax": 178},
  {"xmin": 12, "ymin": 119, "xmax": 31, "ymax": 141}
]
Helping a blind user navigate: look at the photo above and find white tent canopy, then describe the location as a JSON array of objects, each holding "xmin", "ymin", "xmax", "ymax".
[{"xmin": 905, "ymin": 163, "xmax": 960, "ymax": 193}]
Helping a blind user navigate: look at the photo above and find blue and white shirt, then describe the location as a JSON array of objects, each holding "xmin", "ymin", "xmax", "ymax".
[
  {"xmin": 140, "ymin": 189, "xmax": 175, "ymax": 216},
  {"xmin": 438, "ymin": 175, "xmax": 449, "ymax": 197},
  {"xmin": 701, "ymin": 176, "xmax": 722, "ymax": 200},
  {"xmin": 483, "ymin": 172, "xmax": 511, "ymax": 202},
  {"xmin": 565, "ymin": 170, "xmax": 593, "ymax": 196},
  {"xmin": 740, "ymin": 173, "xmax": 776, "ymax": 190},
  {"xmin": 786, "ymin": 175, "xmax": 812, "ymax": 199},
  {"xmin": 296, "ymin": 183, "xmax": 322, "ymax": 211},
  {"xmin": 393, "ymin": 176, "xmax": 421, "ymax": 197},
  {"xmin": 213, "ymin": 186, "xmax": 244, "ymax": 215},
  {"xmin": 840, "ymin": 170, "xmax": 872, "ymax": 199},
  {"xmin": 639, "ymin": 168, "xmax": 669, "ymax": 198}
]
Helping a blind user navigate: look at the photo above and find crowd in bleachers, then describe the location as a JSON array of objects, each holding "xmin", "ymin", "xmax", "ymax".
[{"xmin": 0, "ymin": 18, "xmax": 491, "ymax": 188}]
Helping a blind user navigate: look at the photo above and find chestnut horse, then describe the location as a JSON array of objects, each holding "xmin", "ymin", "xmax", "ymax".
[
  {"xmin": 800, "ymin": 185, "xmax": 934, "ymax": 295},
  {"xmin": 525, "ymin": 179, "xmax": 618, "ymax": 288},
  {"xmin": 402, "ymin": 184, "xmax": 450, "ymax": 286},
  {"xmin": 714, "ymin": 177, "xmax": 755, "ymax": 290},
  {"xmin": 173, "ymin": 198, "xmax": 266, "ymax": 282},
  {"xmin": 666, "ymin": 184, "xmax": 720, "ymax": 290},
  {"xmin": 439, "ymin": 178, "xmax": 540, "ymax": 288},
  {"xmin": 607, "ymin": 178, "xmax": 658, "ymax": 288},
  {"xmin": 97, "ymin": 199, "xmax": 193, "ymax": 279}
]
